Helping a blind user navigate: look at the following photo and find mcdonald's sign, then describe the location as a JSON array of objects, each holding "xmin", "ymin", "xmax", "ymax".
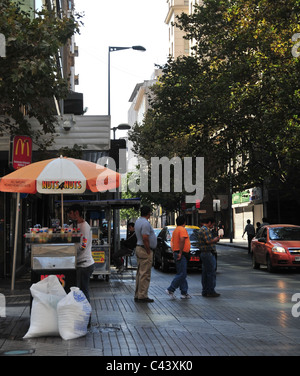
[{"xmin": 13, "ymin": 136, "xmax": 32, "ymax": 170}]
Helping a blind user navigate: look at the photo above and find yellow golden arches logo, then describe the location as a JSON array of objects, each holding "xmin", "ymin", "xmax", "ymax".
[{"xmin": 15, "ymin": 138, "xmax": 31, "ymax": 157}]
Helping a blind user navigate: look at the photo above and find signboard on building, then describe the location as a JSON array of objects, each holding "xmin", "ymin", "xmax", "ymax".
[
  {"xmin": 13, "ymin": 136, "xmax": 32, "ymax": 170},
  {"xmin": 232, "ymin": 190, "xmax": 251, "ymax": 205}
]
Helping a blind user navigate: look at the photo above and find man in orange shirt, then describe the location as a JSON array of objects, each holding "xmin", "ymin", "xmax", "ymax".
[{"xmin": 166, "ymin": 215, "xmax": 191, "ymax": 299}]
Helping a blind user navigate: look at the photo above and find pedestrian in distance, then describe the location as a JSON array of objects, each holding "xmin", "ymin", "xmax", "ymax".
[
  {"xmin": 67, "ymin": 204, "xmax": 94, "ymax": 303},
  {"xmin": 198, "ymin": 217, "xmax": 220, "ymax": 297},
  {"xmin": 112, "ymin": 222, "xmax": 137, "ymax": 273},
  {"xmin": 134, "ymin": 206, "xmax": 157, "ymax": 303},
  {"xmin": 242, "ymin": 219, "xmax": 256, "ymax": 254},
  {"xmin": 218, "ymin": 221, "xmax": 224, "ymax": 238},
  {"xmin": 256, "ymin": 222, "xmax": 261, "ymax": 234},
  {"xmin": 166, "ymin": 215, "xmax": 191, "ymax": 300},
  {"xmin": 261, "ymin": 217, "xmax": 269, "ymax": 227}
]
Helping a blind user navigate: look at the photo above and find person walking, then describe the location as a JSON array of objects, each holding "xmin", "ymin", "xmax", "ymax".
[
  {"xmin": 67, "ymin": 204, "xmax": 94, "ymax": 303},
  {"xmin": 166, "ymin": 215, "xmax": 191, "ymax": 299},
  {"xmin": 242, "ymin": 219, "xmax": 256, "ymax": 254},
  {"xmin": 134, "ymin": 206, "xmax": 157, "ymax": 303},
  {"xmin": 198, "ymin": 217, "xmax": 220, "ymax": 297}
]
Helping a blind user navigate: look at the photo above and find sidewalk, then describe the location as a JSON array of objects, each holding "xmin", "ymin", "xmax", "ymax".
[
  {"xmin": 218, "ymin": 237, "xmax": 248, "ymax": 250},
  {"xmin": 1, "ymin": 242, "xmax": 300, "ymax": 358}
]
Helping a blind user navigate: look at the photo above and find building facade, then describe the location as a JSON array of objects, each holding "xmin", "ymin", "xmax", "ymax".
[
  {"xmin": 0, "ymin": 0, "xmax": 111, "ymax": 277},
  {"xmin": 165, "ymin": 0, "xmax": 189, "ymax": 58}
]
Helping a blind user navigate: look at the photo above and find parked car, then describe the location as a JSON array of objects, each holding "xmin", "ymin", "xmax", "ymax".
[
  {"xmin": 153, "ymin": 228, "xmax": 162, "ymax": 237},
  {"xmin": 153, "ymin": 225, "xmax": 205, "ymax": 272},
  {"xmin": 251, "ymin": 224, "xmax": 300, "ymax": 272}
]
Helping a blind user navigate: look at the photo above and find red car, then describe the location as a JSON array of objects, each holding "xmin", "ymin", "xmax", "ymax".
[{"xmin": 251, "ymin": 224, "xmax": 300, "ymax": 272}]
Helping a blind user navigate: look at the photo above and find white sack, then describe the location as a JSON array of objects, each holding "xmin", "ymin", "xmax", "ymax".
[
  {"xmin": 57, "ymin": 287, "xmax": 91, "ymax": 340},
  {"xmin": 23, "ymin": 275, "xmax": 66, "ymax": 339}
]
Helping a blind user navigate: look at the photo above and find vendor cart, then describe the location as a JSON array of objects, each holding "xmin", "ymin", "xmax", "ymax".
[
  {"xmin": 26, "ymin": 231, "xmax": 80, "ymax": 293},
  {"xmin": 61, "ymin": 199, "xmax": 141, "ymax": 281},
  {"xmin": 91, "ymin": 244, "xmax": 110, "ymax": 281},
  {"xmin": 90, "ymin": 226, "xmax": 110, "ymax": 280}
]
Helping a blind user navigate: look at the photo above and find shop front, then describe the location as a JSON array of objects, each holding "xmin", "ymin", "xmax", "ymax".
[{"xmin": 232, "ymin": 187, "xmax": 264, "ymax": 238}]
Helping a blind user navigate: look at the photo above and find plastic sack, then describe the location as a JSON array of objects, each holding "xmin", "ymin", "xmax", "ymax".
[
  {"xmin": 57, "ymin": 287, "xmax": 91, "ymax": 340},
  {"xmin": 24, "ymin": 275, "xmax": 66, "ymax": 338}
]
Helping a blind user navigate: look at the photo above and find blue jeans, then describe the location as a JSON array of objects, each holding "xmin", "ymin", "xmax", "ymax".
[
  {"xmin": 168, "ymin": 252, "xmax": 188, "ymax": 295},
  {"xmin": 200, "ymin": 252, "xmax": 216, "ymax": 294}
]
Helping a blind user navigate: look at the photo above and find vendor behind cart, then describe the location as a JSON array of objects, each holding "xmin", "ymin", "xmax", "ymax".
[{"xmin": 67, "ymin": 204, "xmax": 94, "ymax": 302}]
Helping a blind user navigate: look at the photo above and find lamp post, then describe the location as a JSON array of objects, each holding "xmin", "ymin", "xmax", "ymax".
[
  {"xmin": 108, "ymin": 45, "xmax": 145, "ymax": 258},
  {"xmin": 108, "ymin": 45, "xmax": 146, "ymax": 116},
  {"xmin": 112, "ymin": 123, "xmax": 131, "ymax": 140}
]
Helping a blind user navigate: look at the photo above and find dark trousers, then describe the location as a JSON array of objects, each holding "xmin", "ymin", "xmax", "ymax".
[
  {"xmin": 76, "ymin": 263, "xmax": 94, "ymax": 302},
  {"xmin": 200, "ymin": 252, "xmax": 216, "ymax": 294},
  {"xmin": 248, "ymin": 234, "xmax": 255, "ymax": 253},
  {"xmin": 113, "ymin": 245, "xmax": 133, "ymax": 268}
]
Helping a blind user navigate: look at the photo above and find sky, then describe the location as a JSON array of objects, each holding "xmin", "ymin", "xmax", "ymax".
[{"xmin": 74, "ymin": 0, "xmax": 169, "ymax": 137}]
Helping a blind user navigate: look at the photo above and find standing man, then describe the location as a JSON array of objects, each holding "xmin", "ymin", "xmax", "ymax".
[
  {"xmin": 67, "ymin": 204, "xmax": 94, "ymax": 303},
  {"xmin": 198, "ymin": 217, "xmax": 220, "ymax": 297},
  {"xmin": 166, "ymin": 215, "xmax": 191, "ymax": 299},
  {"xmin": 134, "ymin": 206, "xmax": 157, "ymax": 303},
  {"xmin": 242, "ymin": 219, "xmax": 256, "ymax": 254}
]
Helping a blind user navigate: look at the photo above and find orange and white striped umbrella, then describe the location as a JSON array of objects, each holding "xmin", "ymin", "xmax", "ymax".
[{"xmin": 0, "ymin": 156, "xmax": 120, "ymax": 194}]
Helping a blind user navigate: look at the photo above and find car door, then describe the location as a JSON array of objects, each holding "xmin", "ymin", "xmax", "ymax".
[
  {"xmin": 256, "ymin": 227, "xmax": 268, "ymax": 264},
  {"xmin": 156, "ymin": 228, "xmax": 166, "ymax": 263}
]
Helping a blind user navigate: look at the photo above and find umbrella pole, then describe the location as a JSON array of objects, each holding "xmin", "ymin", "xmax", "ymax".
[
  {"xmin": 11, "ymin": 192, "xmax": 20, "ymax": 291},
  {"xmin": 61, "ymin": 192, "xmax": 64, "ymax": 228}
]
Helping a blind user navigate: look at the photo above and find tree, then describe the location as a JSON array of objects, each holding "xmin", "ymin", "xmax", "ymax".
[
  {"xmin": 0, "ymin": 0, "xmax": 82, "ymax": 149},
  {"xmin": 130, "ymin": 0, "xmax": 300, "ymax": 204}
]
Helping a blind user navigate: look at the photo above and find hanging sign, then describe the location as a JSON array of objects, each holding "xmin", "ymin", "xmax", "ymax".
[{"xmin": 13, "ymin": 136, "xmax": 32, "ymax": 170}]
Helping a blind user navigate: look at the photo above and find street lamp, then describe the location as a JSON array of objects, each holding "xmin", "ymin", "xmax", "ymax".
[
  {"xmin": 112, "ymin": 123, "xmax": 131, "ymax": 140},
  {"xmin": 108, "ymin": 45, "xmax": 145, "ymax": 259},
  {"xmin": 108, "ymin": 45, "xmax": 146, "ymax": 116}
]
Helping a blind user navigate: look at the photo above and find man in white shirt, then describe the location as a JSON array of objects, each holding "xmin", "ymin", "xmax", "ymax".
[{"xmin": 67, "ymin": 204, "xmax": 94, "ymax": 302}]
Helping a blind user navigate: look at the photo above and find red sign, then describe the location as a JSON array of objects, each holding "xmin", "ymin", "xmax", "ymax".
[
  {"xmin": 40, "ymin": 274, "xmax": 66, "ymax": 287},
  {"xmin": 13, "ymin": 136, "xmax": 32, "ymax": 170}
]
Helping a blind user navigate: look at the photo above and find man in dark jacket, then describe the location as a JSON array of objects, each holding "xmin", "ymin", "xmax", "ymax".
[
  {"xmin": 113, "ymin": 222, "xmax": 137, "ymax": 272},
  {"xmin": 243, "ymin": 219, "xmax": 256, "ymax": 254}
]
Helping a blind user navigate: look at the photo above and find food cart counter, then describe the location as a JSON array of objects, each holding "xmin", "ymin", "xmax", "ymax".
[{"xmin": 26, "ymin": 231, "xmax": 80, "ymax": 293}]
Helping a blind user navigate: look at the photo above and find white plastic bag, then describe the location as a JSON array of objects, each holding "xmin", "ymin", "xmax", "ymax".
[
  {"xmin": 57, "ymin": 287, "xmax": 91, "ymax": 340},
  {"xmin": 24, "ymin": 275, "xmax": 66, "ymax": 338}
]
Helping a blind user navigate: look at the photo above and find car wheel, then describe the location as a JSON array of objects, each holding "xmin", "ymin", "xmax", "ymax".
[
  {"xmin": 252, "ymin": 253, "xmax": 260, "ymax": 269},
  {"xmin": 266, "ymin": 255, "xmax": 275, "ymax": 273},
  {"xmin": 161, "ymin": 256, "xmax": 169, "ymax": 272}
]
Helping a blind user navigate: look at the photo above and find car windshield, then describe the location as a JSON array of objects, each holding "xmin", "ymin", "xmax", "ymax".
[
  {"xmin": 166, "ymin": 228, "xmax": 200, "ymax": 242},
  {"xmin": 269, "ymin": 227, "xmax": 300, "ymax": 241}
]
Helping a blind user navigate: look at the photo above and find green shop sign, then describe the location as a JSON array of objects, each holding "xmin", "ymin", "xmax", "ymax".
[{"xmin": 232, "ymin": 190, "xmax": 251, "ymax": 205}]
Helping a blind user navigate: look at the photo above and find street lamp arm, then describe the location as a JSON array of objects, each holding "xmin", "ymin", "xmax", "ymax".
[
  {"xmin": 109, "ymin": 46, "xmax": 132, "ymax": 52},
  {"xmin": 108, "ymin": 44, "xmax": 146, "ymax": 116},
  {"xmin": 109, "ymin": 45, "xmax": 146, "ymax": 52}
]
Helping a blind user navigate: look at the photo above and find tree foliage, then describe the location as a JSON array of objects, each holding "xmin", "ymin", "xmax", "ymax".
[
  {"xmin": 0, "ymin": 0, "xmax": 82, "ymax": 149},
  {"xmin": 129, "ymin": 0, "xmax": 300, "ymax": 207}
]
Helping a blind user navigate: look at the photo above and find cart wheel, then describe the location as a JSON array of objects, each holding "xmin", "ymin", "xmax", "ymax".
[{"xmin": 105, "ymin": 275, "xmax": 109, "ymax": 282}]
